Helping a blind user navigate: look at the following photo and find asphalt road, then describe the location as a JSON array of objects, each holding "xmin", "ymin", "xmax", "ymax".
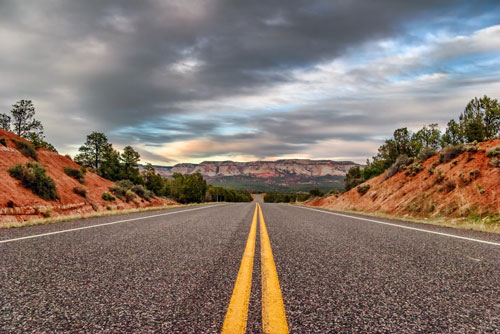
[{"xmin": 2, "ymin": 200, "xmax": 500, "ymax": 333}]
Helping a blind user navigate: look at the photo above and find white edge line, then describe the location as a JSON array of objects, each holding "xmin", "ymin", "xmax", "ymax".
[
  {"xmin": 0, "ymin": 204, "xmax": 228, "ymax": 244},
  {"xmin": 291, "ymin": 205, "xmax": 500, "ymax": 247}
]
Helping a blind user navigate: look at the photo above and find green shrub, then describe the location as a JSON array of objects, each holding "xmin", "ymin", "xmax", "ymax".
[
  {"xmin": 12, "ymin": 139, "xmax": 38, "ymax": 160},
  {"xmin": 73, "ymin": 186, "xmax": 87, "ymax": 198},
  {"xmin": 102, "ymin": 192, "xmax": 115, "ymax": 201},
  {"xmin": 486, "ymin": 145, "xmax": 500, "ymax": 158},
  {"xmin": 439, "ymin": 144, "xmax": 464, "ymax": 163},
  {"xmin": 64, "ymin": 166, "xmax": 86, "ymax": 184},
  {"xmin": 309, "ymin": 188, "xmax": 325, "ymax": 197},
  {"xmin": 131, "ymin": 184, "xmax": 153, "ymax": 200},
  {"xmin": 9, "ymin": 162, "xmax": 59, "ymax": 200},
  {"xmin": 125, "ymin": 189, "xmax": 136, "ymax": 202},
  {"xmin": 0, "ymin": 138, "xmax": 6, "ymax": 146},
  {"xmin": 116, "ymin": 179, "xmax": 135, "ymax": 189},
  {"xmin": 417, "ymin": 147, "xmax": 436, "ymax": 161},
  {"xmin": 109, "ymin": 185, "xmax": 125, "ymax": 199},
  {"xmin": 405, "ymin": 162, "xmax": 423, "ymax": 176},
  {"xmin": 385, "ymin": 155, "xmax": 409, "ymax": 180},
  {"xmin": 357, "ymin": 184, "xmax": 370, "ymax": 195}
]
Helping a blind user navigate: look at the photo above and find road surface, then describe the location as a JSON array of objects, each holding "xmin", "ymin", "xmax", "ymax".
[{"xmin": 2, "ymin": 199, "xmax": 500, "ymax": 333}]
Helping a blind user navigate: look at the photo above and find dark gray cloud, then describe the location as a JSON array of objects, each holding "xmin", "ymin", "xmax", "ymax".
[{"xmin": 0, "ymin": 0, "xmax": 499, "ymax": 163}]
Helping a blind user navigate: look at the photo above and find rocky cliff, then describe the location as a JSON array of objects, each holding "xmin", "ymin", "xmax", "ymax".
[
  {"xmin": 147, "ymin": 159, "xmax": 359, "ymax": 178},
  {"xmin": 145, "ymin": 159, "xmax": 360, "ymax": 192}
]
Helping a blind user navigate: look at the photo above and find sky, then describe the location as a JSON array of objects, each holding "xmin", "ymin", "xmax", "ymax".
[{"xmin": 0, "ymin": 0, "xmax": 499, "ymax": 165}]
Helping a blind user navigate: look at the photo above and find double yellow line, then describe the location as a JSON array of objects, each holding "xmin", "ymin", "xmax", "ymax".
[{"xmin": 221, "ymin": 203, "xmax": 289, "ymax": 334}]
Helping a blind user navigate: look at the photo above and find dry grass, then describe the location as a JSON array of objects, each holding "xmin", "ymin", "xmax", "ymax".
[
  {"xmin": 0, "ymin": 202, "xmax": 223, "ymax": 229},
  {"xmin": 295, "ymin": 203, "xmax": 500, "ymax": 234}
]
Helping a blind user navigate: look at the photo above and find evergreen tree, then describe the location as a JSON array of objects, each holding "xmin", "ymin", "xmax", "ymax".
[
  {"xmin": 0, "ymin": 113, "xmax": 11, "ymax": 130},
  {"xmin": 120, "ymin": 146, "xmax": 142, "ymax": 183},
  {"xmin": 99, "ymin": 147, "xmax": 122, "ymax": 181},
  {"xmin": 10, "ymin": 100, "xmax": 43, "ymax": 139},
  {"xmin": 441, "ymin": 119, "xmax": 463, "ymax": 146},
  {"xmin": 142, "ymin": 163, "xmax": 165, "ymax": 195},
  {"xmin": 75, "ymin": 132, "xmax": 111, "ymax": 170}
]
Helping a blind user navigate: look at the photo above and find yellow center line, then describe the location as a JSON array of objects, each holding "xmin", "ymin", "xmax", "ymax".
[
  {"xmin": 221, "ymin": 204, "xmax": 258, "ymax": 334},
  {"xmin": 258, "ymin": 203, "xmax": 289, "ymax": 334}
]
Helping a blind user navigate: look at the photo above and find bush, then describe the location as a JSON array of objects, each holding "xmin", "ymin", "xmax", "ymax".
[
  {"xmin": 131, "ymin": 184, "xmax": 152, "ymax": 200},
  {"xmin": 73, "ymin": 186, "xmax": 87, "ymax": 198},
  {"xmin": 357, "ymin": 184, "xmax": 370, "ymax": 195},
  {"xmin": 405, "ymin": 162, "xmax": 423, "ymax": 176},
  {"xmin": 486, "ymin": 145, "xmax": 500, "ymax": 158},
  {"xmin": 64, "ymin": 166, "xmax": 86, "ymax": 184},
  {"xmin": 0, "ymin": 138, "xmax": 6, "ymax": 146},
  {"xmin": 116, "ymin": 179, "xmax": 135, "ymax": 189},
  {"xmin": 102, "ymin": 192, "xmax": 115, "ymax": 201},
  {"xmin": 309, "ymin": 188, "xmax": 325, "ymax": 197},
  {"xmin": 439, "ymin": 145, "xmax": 464, "ymax": 163},
  {"xmin": 125, "ymin": 189, "xmax": 136, "ymax": 202},
  {"xmin": 109, "ymin": 180, "xmax": 134, "ymax": 200},
  {"xmin": 9, "ymin": 162, "xmax": 59, "ymax": 200},
  {"xmin": 12, "ymin": 139, "xmax": 38, "ymax": 160},
  {"xmin": 417, "ymin": 147, "xmax": 436, "ymax": 161},
  {"xmin": 110, "ymin": 180, "xmax": 153, "ymax": 201},
  {"xmin": 385, "ymin": 155, "xmax": 409, "ymax": 180}
]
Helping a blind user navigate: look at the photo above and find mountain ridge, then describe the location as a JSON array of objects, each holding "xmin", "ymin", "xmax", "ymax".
[{"xmin": 143, "ymin": 159, "xmax": 360, "ymax": 178}]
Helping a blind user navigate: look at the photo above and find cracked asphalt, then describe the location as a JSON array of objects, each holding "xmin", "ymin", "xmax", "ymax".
[{"xmin": 2, "ymin": 201, "xmax": 500, "ymax": 333}]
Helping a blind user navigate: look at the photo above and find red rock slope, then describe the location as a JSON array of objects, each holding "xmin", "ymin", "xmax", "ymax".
[
  {"xmin": 305, "ymin": 139, "xmax": 500, "ymax": 219},
  {"xmin": 0, "ymin": 129, "xmax": 176, "ymax": 224}
]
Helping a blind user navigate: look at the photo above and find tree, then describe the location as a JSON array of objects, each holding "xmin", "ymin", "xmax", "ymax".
[
  {"xmin": 412, "ymin": 124, "xmax": 442, "ymax": 151},
  {"xmin": 0, "ymin": 113, "xmax": 11, "ymax": 130},
  {"xmin": 441, "ymin": 119, "xmax": 463, "ymax": 146},
  {"xmin": 27, "ymin": 132, "xmax": 58, "ymax": 152},
  {"xmin": 170, "ymin": 173, "xmax": 207, "ymax": 203},
  {"xmin": 98, "ymin": 147, "xmax": 122, "ymax": 181},
  {"xmin": 120, "ymin": 146, "xmax": 142, "ymax": 183},
  {"xmin": 459, "ymin": 96, "xmax": 500, "ymax": 142},
  {"xmin": 142, "ymin": 163, "xmax": 165, "ymax": 196},
  {"xmin": 481, "ymin": 95, "xmax": 500, "ymax": 139},
  {"xmin": 75, "ymin": 132, "xmax": 111, "ymax": 170},
  {"xmin": 344, "ymin": 166, "xmax": 364, "ymax": 191},
  {"xmin": 10, "ymin": 100, "xmax": 44, "ymax": 139}
]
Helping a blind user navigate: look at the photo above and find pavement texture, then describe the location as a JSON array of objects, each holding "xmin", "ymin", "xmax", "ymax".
[{"xmin": 2, "ymin": 201, "xmax": 500, "ymax": 333}]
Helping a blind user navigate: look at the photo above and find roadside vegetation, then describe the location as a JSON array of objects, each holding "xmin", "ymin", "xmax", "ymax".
[
  {"xmin": 9, "ymin": 162, "xmax": 59, "ymax": 200},
  {"xmin": 344, "ymin": 95, "xmax": 500, "ymax": 191},
  {"xmin": 64, "ymin": 166, "xmax": 86, "ymax": 184}
]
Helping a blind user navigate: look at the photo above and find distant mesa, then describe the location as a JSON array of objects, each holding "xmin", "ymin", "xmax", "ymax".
[
  {"xmin": 141, "ymin": 159, "xmax": 360, "ymax": 178},
  {"xmin": 140, "ymin": 159, "xmax": 361, "ymax": 192}
]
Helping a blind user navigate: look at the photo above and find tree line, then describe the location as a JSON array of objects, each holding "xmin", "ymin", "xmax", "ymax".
[{"xmin": 345, "ymin": 95, "xmax": 500, "ymax": 191}]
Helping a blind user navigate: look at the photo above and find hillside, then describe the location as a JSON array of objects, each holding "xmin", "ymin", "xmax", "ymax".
[
  {"xmin": 145, "ymin": 160, "xmax": 359, "ymax": 191},
  {"xmin": 0, "ymin": 130, "xmax": 176, "ymax": 224},
  {"xmin": 305, "ymin": 139, "xmax": 500, "ymax": 222}
]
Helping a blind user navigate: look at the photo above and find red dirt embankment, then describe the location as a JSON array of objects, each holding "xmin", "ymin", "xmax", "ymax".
[
  {"xmin": 305, "ymin": 139, "xmax": 500, "ymax": 219},
  {"xmin": 0, "ymin": 130, "xmax": 177, "ymax": 224}
]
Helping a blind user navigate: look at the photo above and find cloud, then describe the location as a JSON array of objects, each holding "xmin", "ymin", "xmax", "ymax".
[{"xmin": 0, "ymin": 0, "xmax": 499, "ymax": 164}]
